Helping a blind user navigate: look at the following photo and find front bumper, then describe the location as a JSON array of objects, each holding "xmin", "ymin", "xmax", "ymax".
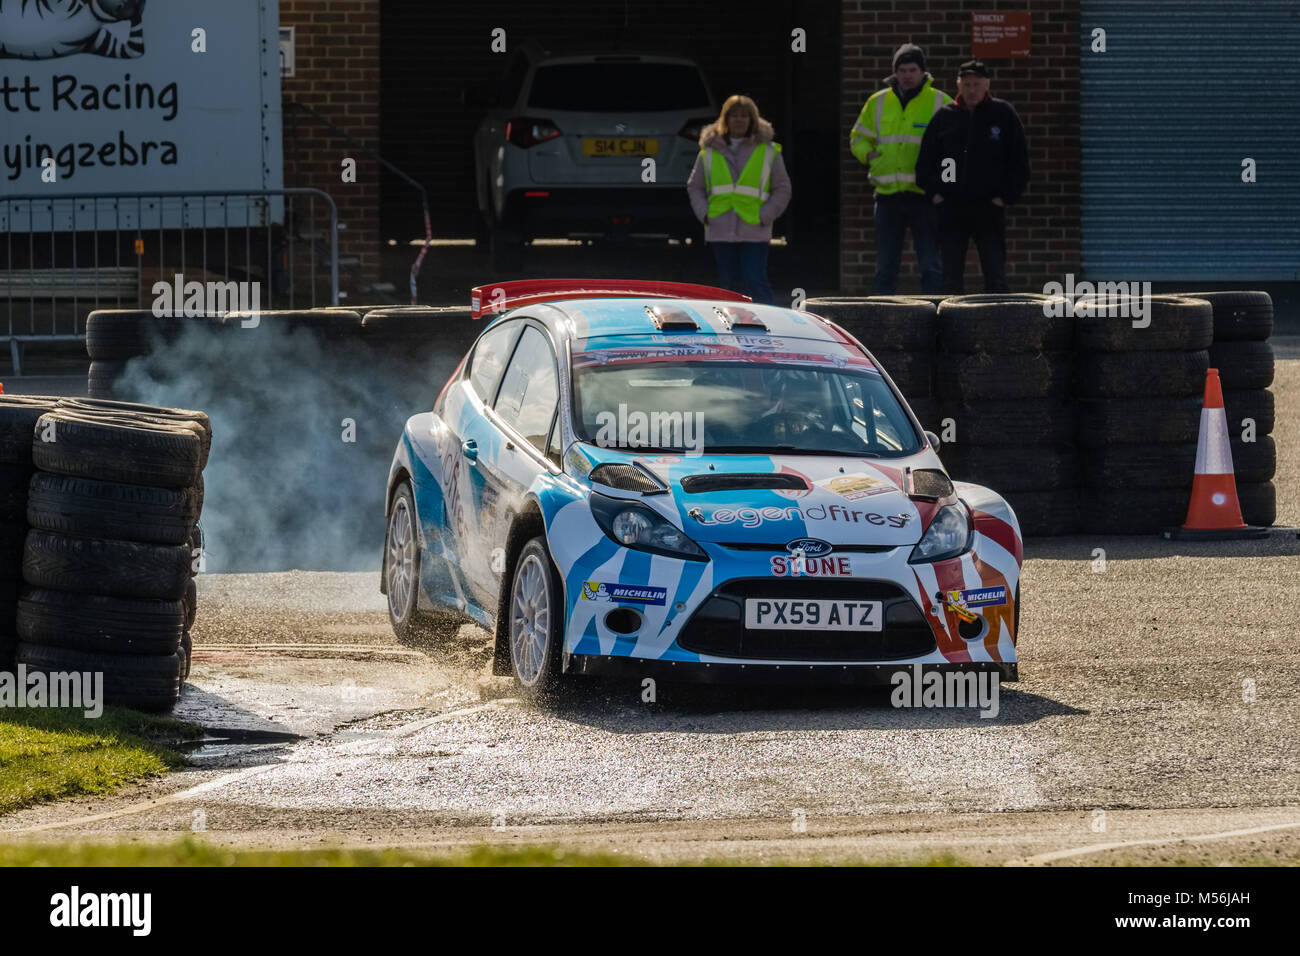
[{"xmin": 566, "ymin": 655, "xmax": 1018, "ymax": 684}]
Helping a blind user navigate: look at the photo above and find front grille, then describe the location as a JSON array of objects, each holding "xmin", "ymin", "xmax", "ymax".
[{"xmin": 677, "ymin": 579, "xmax": 936, "ymax": 661}]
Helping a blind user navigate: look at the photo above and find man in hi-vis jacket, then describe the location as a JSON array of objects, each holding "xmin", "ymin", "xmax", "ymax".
[{"xmin": 849, "ymin": 43, "xmax": 952, "ymax": 294}]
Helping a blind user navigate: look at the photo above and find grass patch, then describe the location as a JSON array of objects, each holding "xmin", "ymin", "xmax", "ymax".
[
  {"xmin": 0, "ymin": 707, "xmax": 200, "ymax": 816},
  {"xmin": 0, "ymin": 840, "xmax": 642, "ymax": 867}
]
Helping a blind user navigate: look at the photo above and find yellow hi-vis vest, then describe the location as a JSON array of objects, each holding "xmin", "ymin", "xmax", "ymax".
[
  {"xmin": 849, "ymin": 79, "xmax": 951, "ymax": 195},
  {"xmin": 703, "ymin": 141, "xmax": 782, "ymax": 225}
]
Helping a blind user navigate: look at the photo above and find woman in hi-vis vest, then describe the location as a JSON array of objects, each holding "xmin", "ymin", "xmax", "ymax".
[{"xmin": 687, "ymin": 94, "xmax": 791, "ymax": 306}]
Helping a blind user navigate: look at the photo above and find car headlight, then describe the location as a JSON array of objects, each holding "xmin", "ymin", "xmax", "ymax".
[
  {"xmin": 907, "ymin": 501, "xmax": 973, "ymax": 563},
  {"xmin": 590, "ymin": 494, "xmax": 707, "ymax": 561}
]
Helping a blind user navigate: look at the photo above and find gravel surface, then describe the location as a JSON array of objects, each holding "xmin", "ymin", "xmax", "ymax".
[{"xmin": 1, "ymin": 362, "xmax": 1296, "ymax": 864}]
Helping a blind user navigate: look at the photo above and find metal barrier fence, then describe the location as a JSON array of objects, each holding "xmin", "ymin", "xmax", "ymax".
[{"xmin": 2, "ymin": 189, "xmax": 339, "ymax": 374}]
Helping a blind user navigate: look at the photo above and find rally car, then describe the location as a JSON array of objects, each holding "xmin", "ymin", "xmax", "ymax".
[{"xmin": 381, "ymin": 280, "xmax": 1022, "ymax": 698}]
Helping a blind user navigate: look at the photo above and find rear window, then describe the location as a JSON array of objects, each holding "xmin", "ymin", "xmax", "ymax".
[{"xmin": 528, "ymin": 63, "xmax": 710, "ymax": 111}]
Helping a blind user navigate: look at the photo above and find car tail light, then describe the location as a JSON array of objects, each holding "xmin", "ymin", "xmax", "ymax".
[
  {"xmin": 506, "ymin": 118, "xmax": 561, "ymax": 148},
  {"xmin": 678, "ymin": 117, "xmax": 713, "ymax": 141}
]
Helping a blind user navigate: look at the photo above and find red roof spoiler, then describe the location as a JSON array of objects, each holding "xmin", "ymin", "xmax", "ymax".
[{"xmin": 469, "ymin": 279, "xmax": 751, "ymax": 319}]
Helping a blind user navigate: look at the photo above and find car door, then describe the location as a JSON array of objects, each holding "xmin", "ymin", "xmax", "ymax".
[
  {"xmin": 449, "ymin": 319, "xmax": 522, "ymax": 607},
  {"xmin": 462, "ymin": 322, "xmax": 561, "ymax": 603}
]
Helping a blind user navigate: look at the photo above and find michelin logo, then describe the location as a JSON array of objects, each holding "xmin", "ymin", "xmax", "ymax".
[
  {"xmin": 956, "ymin": 586, "xmax": 1007, "ymax": 608},
  {"xmin": 581, "ymin": 582, "xmax": 668, "ymax": 606}
]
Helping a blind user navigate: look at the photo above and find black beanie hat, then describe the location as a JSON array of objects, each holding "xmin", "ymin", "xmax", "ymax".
[{"xmin": 893, "ymin": 43, "xmax": 925, "ymax": 72}]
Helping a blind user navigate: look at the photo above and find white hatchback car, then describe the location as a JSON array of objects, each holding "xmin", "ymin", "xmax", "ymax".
[{"xmin": 468, "ymin": 43, "xmax": 717, "ymax": 268}]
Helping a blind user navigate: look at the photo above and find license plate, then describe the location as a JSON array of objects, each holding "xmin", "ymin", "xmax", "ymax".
[
  {"xmin": 582, "ymin": 137, "xmax": 658, "ymax": 156},
  {"xmin": 744, "ymin": 599, "xmax": 883, "ymax": 631}
]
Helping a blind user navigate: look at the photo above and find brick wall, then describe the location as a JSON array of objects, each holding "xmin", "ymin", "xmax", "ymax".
[
  {"xmin": 840, "ymin": 0, "xmax": 1080, "ymax": 293},
  {"xmin": 280, "ymin": 0, "xmax": 381, "ymax": 283}
]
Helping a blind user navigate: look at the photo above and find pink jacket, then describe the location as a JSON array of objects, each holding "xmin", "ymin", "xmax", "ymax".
[{"xmin": 686, "ymin": 118, "xmax": 792, "ymax": 243}]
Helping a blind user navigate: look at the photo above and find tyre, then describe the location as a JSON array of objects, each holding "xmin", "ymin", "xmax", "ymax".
[
  {"xmin": 220, "ymin": 309, "xmax": 363, "ymax": 341},
  {"xmin": 0, "ymin": 463, "xmax": 33, "ymax": 521},
  {"xmin": 1073, "ymin": 294, "xmax": 1213, "ymax": 351},
  {"xmin": 86, "ymin": 360, "xmax": 128, "ymax": 398},
  {"xmin": 1076, "ymin": 350, "xmax": 1209, "ymax": 398},
  {"xmin": 1182, "ymin": 291, "xmax": 1274, "ymax": 341},
  {"xmin": 363, "ymin": 307, "xmax": 480, "ymax": 359},
  {"xmin": 384, "ymin": 482, "xmax": 463, "ymax": 644},
  {"xmin": 938, "ymin": 351, "xmax": 1071, "ymax": 401},
  {"xmin": 1209, "ymin": 340, "xmax": 1274, "ymax": 390},
  {"xmin": 86, "ymin": 310, "xmax": 220, "ymax": 361},
  {"xmin": 869, "ymin": 348, "xmax": 934, "ymax": 398},
  {"xmin": 23, "ymin": 530, "xmax": 191, "ymax": 600},
  {"xmin": 180, "ymin": 631, "xmax": 193, "ymax": 681},
  {"xmin": 1005, "ymin": 488, "xmax": 1080, "ymax": 536},
  {"xmin": 15, "ymin": 642, "xmax": 181, "ymax": 712},
  {"xmin": 1230, "ymin": 435, "xmax": 1276, "ymax": 483},
  {"xmin": 56, "ymin": 398, "xmax": 211, "ymax": 470},
  {"xmin": 0, "ymin": 397, "xmax": 58, "ymax": 465},
  {"xmin": 1237, "ymin": 482, "xmax": 1276, "ymax": 527},
  {"xmin": 507, "ymin": 537, "xmax": 564, "ymax": 700},
  {"xmin": 937, "ymin": 294, "xmax": 1073, "ymax": 353},
  {"xmin": 802, "ymin": 297, "xmax": 937, "ymax": 351},
  {"xmin": 16, "ymin": 587, "xmax": 184, "ymax": 655},
  {"xmin": 26, "ymin": 473, "xmax": 201, "ymax": 546},
  {"xmin": 1080, "ymin": 488, "xmax": 1190, "ymax": 535},
  {"xmin": 944, "ymin": 399, "xmax": 1076, "ymax": 445},
  {"xmin": 32, "ymin": 412, "xmax": 202, "ymax": 489},
  {"xmin": 942, "ymin": 444, "xmax": 1077, "ymax": 492},
  {"xmin": 0, "ymin": 577, "xmax": 17, "ymax": 665},
  {"xmin": 1223, "ymin": 389, "xmax": 1274, "ymax": 437},
  {"xmin": 1077, "ymin": 397, "xmax": 1203, "ymax": 445},
  {"xmin": 184, "ymin": 577, "xmax": 197, "ymax": 630},
  {"xmin": 1082, "ymin": 443, "xmax": 1197, "ymax": 490}
]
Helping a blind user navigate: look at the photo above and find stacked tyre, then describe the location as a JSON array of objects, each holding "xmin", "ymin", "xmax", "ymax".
[
  {"xmin": 801, "ymin": 297, "xmax": 940, "ymax": 429},
  {"xmin": 13, "ymin": 401, "xmax": 209, "ymax": 711},
  {"xmin": 1185, "ymin": 291, "xmax": 1277, "ymax": 527},
  {"xmin": 0, "ymin": 396, "xmax": 59, "ymax": 670},
  {"xmin": 1074, "ymin": 295, "xmax": 1214, "ymax": 533},
  {"xmin": 935, "ymin": 294, "xmax": 1078, "ymax": 536},
  {"xmin": 85, "ymin": 310, "xmax": 225, "ymax": 398}
]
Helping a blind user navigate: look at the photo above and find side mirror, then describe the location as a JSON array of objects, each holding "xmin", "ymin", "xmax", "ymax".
[
  {"xmin": 463, "ymin": 85, "xmax": 500, "ymax": 109},
  {"xmin": 924, "ymin": 430, "xmax": 941, "ymax": 448}
]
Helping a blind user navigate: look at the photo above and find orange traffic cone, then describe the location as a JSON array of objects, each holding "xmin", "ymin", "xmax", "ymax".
[{"xmin": 1164, "ymin": 368, "xmax": 1267, "ymax": 540}]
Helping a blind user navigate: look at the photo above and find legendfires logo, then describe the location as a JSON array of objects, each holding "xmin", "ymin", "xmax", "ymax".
[{"xmin": 0, "ymin": 0, "xmax": 147, "ymax": 61}]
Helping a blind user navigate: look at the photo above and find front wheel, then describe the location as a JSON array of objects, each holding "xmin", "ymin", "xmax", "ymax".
[{"xmin": 508, "ymin": 537, "xmax": 564, "ymax": 699}]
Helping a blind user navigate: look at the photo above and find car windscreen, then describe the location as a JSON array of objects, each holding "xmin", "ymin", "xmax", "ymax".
[
  {"xmin": 528, "ymin": 63, "xmax": 710, "ymax": 111},
  {"xmin": 571, "ymin": 360, "xmax": 921, "ymax": 457}
]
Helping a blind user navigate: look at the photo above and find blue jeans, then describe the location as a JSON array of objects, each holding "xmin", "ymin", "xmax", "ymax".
[
  {"xmin": 710, "ymin": 241, "xmax": 774, "ymax": 305},
  {"xmin": 873, "ymin": 192, "xmax": 942, "ymax": 294}
]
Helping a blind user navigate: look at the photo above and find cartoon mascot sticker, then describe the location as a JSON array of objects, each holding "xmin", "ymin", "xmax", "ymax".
[{"xmin": 0, "ymin": 0, "xmax": 146, "ymax": 60}]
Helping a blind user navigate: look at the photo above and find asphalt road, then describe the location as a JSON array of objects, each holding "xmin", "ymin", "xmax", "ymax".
[{"xmin": 1, "ymin": 360, "xmax": 1297, "ymax": 865}]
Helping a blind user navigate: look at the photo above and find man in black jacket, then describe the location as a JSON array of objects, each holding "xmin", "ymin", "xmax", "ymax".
[{"xmin": 917, "ymin": 60, "xmax": 1029, "ymax": 293}]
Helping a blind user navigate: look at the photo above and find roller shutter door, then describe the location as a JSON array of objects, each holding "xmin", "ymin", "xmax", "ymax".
[{"xmin": 1081, "ymin": 0, "xmax": 1300, "ymax": 279}]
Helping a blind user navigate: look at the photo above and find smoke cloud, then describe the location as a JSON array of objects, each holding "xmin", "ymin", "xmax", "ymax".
[{"xmin": 115, "ymin": 318, "xmax": 465, "ymax": 572}]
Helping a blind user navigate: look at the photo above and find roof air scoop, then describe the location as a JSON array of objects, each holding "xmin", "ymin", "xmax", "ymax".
[
  {"xmin": 645, "ymin": 305, "xmax": 699, "ymax": 331},
  {"xmin": 713, "ymin": 306, "xmax": 768, "ymax": 332}
]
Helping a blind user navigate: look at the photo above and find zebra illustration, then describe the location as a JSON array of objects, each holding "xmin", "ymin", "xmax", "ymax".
[{"xmin": 0, "ymin": 0, "xmax": 145, "ymax": 60}]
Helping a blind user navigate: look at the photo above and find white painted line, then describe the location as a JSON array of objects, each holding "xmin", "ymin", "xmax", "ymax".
[{"xmin": 1014, "ymin": 819, "xmax": 1300, "ymax": 865}]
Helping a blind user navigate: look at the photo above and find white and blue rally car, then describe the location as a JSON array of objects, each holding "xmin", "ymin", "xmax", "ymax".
[{"xmin": 382, "ymin": 280, "xmax": 1023, "ymax": 698}]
